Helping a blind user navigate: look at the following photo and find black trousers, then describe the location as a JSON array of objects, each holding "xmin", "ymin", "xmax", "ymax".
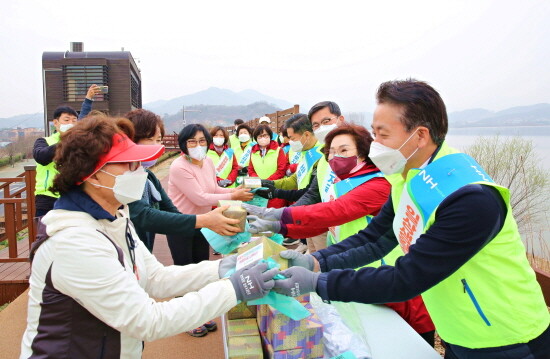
[
  {"xmin": 166, "ymin": 229, "xmax": 209, "ymax": 266},
  {"xmin": 443, "ymin": 324, "xmax": 550, "ymax": 359}
]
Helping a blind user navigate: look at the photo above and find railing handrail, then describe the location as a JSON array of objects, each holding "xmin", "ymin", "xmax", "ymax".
[{"xmin": 0, "ymin": 164, "xmax": 36, "ymax": 263}]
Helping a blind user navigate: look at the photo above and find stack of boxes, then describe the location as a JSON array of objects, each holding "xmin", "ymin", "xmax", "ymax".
[
  {"xmin": 225, "ymin": 233, "xmax": 324, "ymax": 358},
  {"xmin": 226, "ymin": 303, "xmax": 263, "ymax": 359},
  {"xmin": 257, "ymin": 295, "xmax": 323, "ymax": 359}
]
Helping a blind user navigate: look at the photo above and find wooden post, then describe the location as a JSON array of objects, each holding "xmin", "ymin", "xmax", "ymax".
[
  {"xmin": 25, "ymin": 165, "xmax": 37, "ymax": 247},
  {"xmin": 5, "ymin": 202, "xmax": 16, "ymax": 258}
]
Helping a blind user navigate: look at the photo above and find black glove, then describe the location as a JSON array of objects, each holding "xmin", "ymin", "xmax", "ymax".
[{"xmin": 256, "ymin": 180, "xmax": 276, "ymax": 199}]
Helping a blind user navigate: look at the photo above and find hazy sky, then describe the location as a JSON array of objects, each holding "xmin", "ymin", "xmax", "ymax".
[{"xmin": 1, "ymin": 0, "xmax": 549, "ymax": 118}]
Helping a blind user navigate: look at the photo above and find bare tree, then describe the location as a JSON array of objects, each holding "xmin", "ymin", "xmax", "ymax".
[{"xmin": 464, "ymin": 135, "xmax": 550, "ymax": 231}]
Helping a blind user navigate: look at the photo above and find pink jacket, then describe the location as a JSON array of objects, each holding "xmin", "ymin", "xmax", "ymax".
[{"xmin": 168, "ymin": 155, "xmax": 233, "ymax": 215}]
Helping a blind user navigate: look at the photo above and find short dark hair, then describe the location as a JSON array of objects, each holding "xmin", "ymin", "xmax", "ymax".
[
  {"xmin": 124, "ymin": 109, "xmax": 165, "ymax": 143},
  {"xmin": 234, "ymin": 119, "xmax": 244, "ymax": 126},
  {"xmin": 236, "ymin": 124, "xmax": 253, "ymax": 137},
  {"xmin": 53, "ymin": 106, "xmax": 78, "ymax": 120},
  {"xmin": 210, "ymin": 126, "xmax": 229, "ymax": 145},
  {"xmin": 279, "ymin": 124, "xmax": 288, "ymax": 138},
  {"xmin": 324, "ymin": 123, "xmax": 374, "ymax": 166},
  {"xmin": 285, "ymin": 113, "xmax": 312, "ymax": 135},
  {"xmin": 376, "ymin": 79, "xmax": 447, "ymax": 145},
  {"xmin": 252, "ymin": 125, "xmax": 273, "ymax": 142},
  {"xmin": 178, "ymin": 124, "xmax": 212, "ymax": 155},
  {"xmin": 308, "ymin": 101, "xmax": 341, "ymax": 119}
]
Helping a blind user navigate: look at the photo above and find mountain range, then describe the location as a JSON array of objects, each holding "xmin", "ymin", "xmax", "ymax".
[
  {"xmin": 144, "ymin": 87, "xmax": 293, "ymax": 115},
  {"xmin": 1, "ymin": 87, "xmax": 549, "ymax": 130}
]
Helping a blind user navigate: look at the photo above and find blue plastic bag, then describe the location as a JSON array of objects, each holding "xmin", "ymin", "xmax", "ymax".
[
  {"xmin": 248, "ymin": 258, "xmax": 311, "ymax": 321},
  {"xmin": 244, "ymin": 187, "xmax": 269, "ymax": 207},
  {"xmin": 201, "ymin": 222, "xmax": 252, "ymax": 254}
]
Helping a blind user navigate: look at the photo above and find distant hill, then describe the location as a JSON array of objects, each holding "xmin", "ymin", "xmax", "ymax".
[
  {"xmin": 0, "ymin": 113, "xmax": 43, "ymax": 129},
  {"xmin": 144, "ymin": 87, "xmax": 293, "ymax": 116},
  {"xmin": 448, "ymin": 104, "xmax": 550, "ymax": 127},
  {"xmin": 2, "ymin": 102, "xmax": 550, "ymax": 130},
  {"xmin": 162, "ymin": 102, "xmax": 281, "ymax": 133}
]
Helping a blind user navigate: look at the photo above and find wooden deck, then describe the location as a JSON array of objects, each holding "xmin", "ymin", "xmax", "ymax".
[{"xmin": 0, "ymin": 236, "xmax": 31, "ymax": 304}]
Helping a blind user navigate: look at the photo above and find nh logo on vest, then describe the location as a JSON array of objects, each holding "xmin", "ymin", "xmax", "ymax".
[
  {"xmin": 399, "ymin": 205, "xmax": 420, "ymax": 251},
  {"xmin": 418, "ymin": 169, "xmax": 438, "ymax": 189}
]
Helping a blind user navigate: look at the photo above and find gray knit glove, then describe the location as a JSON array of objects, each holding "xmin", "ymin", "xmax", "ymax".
[
  {"xmin": 273, "ymin": 266, "xmax": 320, "ymax": 297},
  {"xmin": 247, "ymin": 215, "xmax": 281, "ymax": 234},
  {"xmin": 229, "ymin": 262, "xmax": 278, "ymax": 302},
  {"xmin": 242, "ymin": 204, "xmax": 284, "ymax": 220},
  {"xmin": 279, "ymin": 250, "xmax": 314, "ymax": 271},
  {"xmin": 218, "ymin": 255, "xmax": 237, "ymax": 278}
]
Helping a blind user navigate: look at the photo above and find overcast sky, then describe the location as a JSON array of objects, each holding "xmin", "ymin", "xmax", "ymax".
[{"xmin": 1, "ymin": 0, "xmax": 549, "ymax": 118}]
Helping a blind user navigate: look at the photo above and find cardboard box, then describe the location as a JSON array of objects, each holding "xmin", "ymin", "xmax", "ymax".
[
  {"xmin": 237, "ymin": 236, "xmax": 288, "ymax": 270},
  {"xmin": 261, "ymin": 335, "xmax": 307, "ymax": 359},
  {"xmin": 244, "ymin": 177, "xmax": 261, "ymax": 189},
  {"xmin": 228, "ymin": 302, "xmax": 258, "ymax": 320},
  {"xmin": 259, "ymin": 303, "xmax": 323, "ymax": 355},
  {"xmin": 228, "ymin": 319, "xmax": 259, "ymax": 338},
  {"xmin": 218, "ymin": 200, "xmax": 247, "ymax": 232},
  {"xmin": 228, "ymin": 335, "xmax": 263, "ymax": 359}
]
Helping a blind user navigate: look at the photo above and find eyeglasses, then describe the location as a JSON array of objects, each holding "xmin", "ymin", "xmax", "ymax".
[
  {"xmin": 328, "ymin": 146, "xmax": 357, "ymax": 158},
  {"xmin": 312, "ymin": 116, "xmax": 338, "ymax": 130},
  {"xmin": 187, "ymin": 139, "xmax": 207, "ymax": 147},
  {"xmin": 257, "ymin": 134, "xmax": 270, "ymax": 140}
]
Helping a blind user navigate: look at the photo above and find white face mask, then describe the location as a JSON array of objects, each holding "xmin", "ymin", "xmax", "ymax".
[
  {"xmin": 368, "ymin": 129, "xmax": 419, "ymax": 175},
  {"xmin": 188, "ymin": 145, "xmax": 207, "ymax": 161},
  {"xmin": 238, "ymin": 134, "xmax": 250, "ymax": 143},
  {"xmin": 59, "ymin": 123, "xmax": 74, "ymax": 133},
  {"xmin": 213, "ymin": 137, "xmax": 225, "ymax": 147},
  {"xmin": 257, "ymin": 137, "xmax": 270, "ymax": 147},
  {"xmin": 313, "ymin": 123, "xmax": 338, "ymax": 144},
  {"xmin": 91, "ymin": 166, "xmax": 148, "ymax": 204},
  {"xmin": 289, "ymin": 134, "xmax": 305, "ymax": 152}
]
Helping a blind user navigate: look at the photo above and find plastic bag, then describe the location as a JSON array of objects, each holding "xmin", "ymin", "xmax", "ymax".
[
  {"xmin": 201, "ymin": 221, "xmax": 252, "ymax": 254},
  {"xmin": 309, "ymin": 293, "xmax": 372, "ymax": 359},
  {"xmin": 244, "ymin": 187, "xmax": 269, "ymax": 207}
]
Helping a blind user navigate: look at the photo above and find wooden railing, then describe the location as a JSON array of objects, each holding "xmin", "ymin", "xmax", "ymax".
[
  {"xmin": 0, "ymin": 165, "xmax": 37, "ymax": 263},
  {"xmin": 225, "ymin": 104, "xmax": 300, "ymax": 134}
]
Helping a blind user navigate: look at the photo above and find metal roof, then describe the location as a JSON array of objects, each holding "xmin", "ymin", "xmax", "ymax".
[{"xmin": 42, "ymin": 51, "xmax": 134, "ymax": 61}]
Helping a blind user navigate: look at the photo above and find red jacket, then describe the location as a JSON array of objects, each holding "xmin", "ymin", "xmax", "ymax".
[
  {"xmin": 281, "ymin": 164, "xmax": 390, "ymax": 239},
  {"xmin": 280, "ymin": 143, "xmax": 298, "ymax": 174},
  {"xmin": 209, "ymin": 144, "xmax": 239, "ymax": 184},
  {"xmin": 248, "ymin": 140, "xmax": 288, "ymax": 181},
  {"xmin": 283, "ymin": 163, "xmax": 435, "ymax": 335}
]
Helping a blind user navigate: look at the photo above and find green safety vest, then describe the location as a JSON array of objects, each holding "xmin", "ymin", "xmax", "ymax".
[
  {"xmin": 288, "ymin": 148, "xmax": 301, "ymax": 165},
  {"xmin": 295, "ymin": 142, "xmax": 323, "ymax": 189},
  {"xmin": 34, "ymin": 132, "xmax": 61, "ymax": 198},
  {"xmin": 234, "ymin": 141, "xmax": 255, "ymax": 168},
  {"xmin": 317, "ymin": 162, "xmax": 403, "ymax": 266},
  {"xmin": 388, "ymin": 141, "xmax": 549, "ymax": 348},
  {"xmin": 250, "ymin": 147, "xmax": 281, "ymax": 179},
  {"xmin": 228, "ymin": 134, "xmax": 240, "ymax": 150},
  {"xmin": 207, "ymin": 148, "xmax": 236, "ymax": 188}
]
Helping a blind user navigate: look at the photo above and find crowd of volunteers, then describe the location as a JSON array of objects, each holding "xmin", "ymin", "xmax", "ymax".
[{"xmin": 22, "ymin": 79, "xmax": 549, "ymax": 359}]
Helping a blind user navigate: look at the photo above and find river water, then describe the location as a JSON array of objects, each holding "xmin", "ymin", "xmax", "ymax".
[{"xmin": 446, "ymin": 126, "xmax": 550, "ymax": 257}]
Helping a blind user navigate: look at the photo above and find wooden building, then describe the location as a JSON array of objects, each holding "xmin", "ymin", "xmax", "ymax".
[{"xmin": 42, "ymin": 43, "xmax": 141, "ymax": 135}]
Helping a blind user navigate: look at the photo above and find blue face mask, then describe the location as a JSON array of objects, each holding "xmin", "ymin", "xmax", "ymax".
[{"xmin": 141, "ymin": 159, "xmax": 157, "ymax": 169}]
